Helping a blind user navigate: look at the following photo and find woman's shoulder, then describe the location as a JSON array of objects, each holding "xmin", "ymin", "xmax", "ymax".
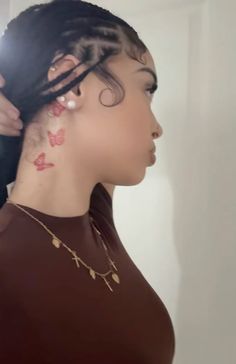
[
  {"xmin": 0, "ymin": 202, "xmax": 18, "ymax": 234},
  {"xmin": 0, "ymin": 202, "xmax": 30, "ymax": 257}
]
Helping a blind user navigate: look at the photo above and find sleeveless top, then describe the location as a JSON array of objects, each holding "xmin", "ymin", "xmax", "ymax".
[{"xmin": 0, "ymin": 182, "xmax": 175, "ymax": 364}]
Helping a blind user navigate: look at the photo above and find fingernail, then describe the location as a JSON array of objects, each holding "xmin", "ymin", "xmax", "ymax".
[
  {"xmin": 7, "ymin": 109, "xmax": 20, "ymax": 120},
  {"xmin": 13, "ymin": 120, "xmax": 23, "ymax": 129}
]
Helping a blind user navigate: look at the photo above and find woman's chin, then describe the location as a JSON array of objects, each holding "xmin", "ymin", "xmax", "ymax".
[{"xmin": 147, "ymin": 153, "xmax": 157, "ymax": 167}]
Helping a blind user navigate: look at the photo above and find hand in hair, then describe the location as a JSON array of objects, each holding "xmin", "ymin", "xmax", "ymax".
[{"xmin": 0, "ymin": 74, "xmax": 23, "ymax": 136}]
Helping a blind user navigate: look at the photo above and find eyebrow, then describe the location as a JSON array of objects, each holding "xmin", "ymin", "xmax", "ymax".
[{"xmin": 135, "ymin": 67, "xmax": 158, "ymax": 86}]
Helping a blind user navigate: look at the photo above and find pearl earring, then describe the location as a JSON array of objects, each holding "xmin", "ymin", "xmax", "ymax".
[
  {"xmin": 57, "ymin": 96, "xmax": 66, "ymax": 102},
  {"xmin": 50, "ymin": 66, "xmax": 57, "ymax": 71},
  {"xmin": 67, "ymin": 100, "xmax": 76, "ymax": 110}
]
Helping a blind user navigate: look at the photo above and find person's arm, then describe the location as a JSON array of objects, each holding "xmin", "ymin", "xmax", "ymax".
[{"xmin": 0, "ymin": 74, "xmax": 23, "ymax": 136}]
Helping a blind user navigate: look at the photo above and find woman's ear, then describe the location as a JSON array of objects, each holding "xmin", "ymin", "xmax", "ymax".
[{"xmin": 47, "ymin": 54, "xmax": 87, "ymax": 110}]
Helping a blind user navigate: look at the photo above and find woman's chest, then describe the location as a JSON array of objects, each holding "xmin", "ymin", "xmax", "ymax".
[{"xmin": 9, "ymin": 251, "xmax": 175, "ymax": 364}]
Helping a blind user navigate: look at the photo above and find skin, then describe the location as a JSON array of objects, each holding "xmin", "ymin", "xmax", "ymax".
[{"xmin": 0, "ymin": 49, "xmax": 163, "ymax": 217}]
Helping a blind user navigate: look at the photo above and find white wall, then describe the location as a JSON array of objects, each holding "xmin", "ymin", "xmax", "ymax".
[
  {"xmin": 0, "ymin": 0, "xmax": 235, "ymax": 363},
  {"xmin": 0, "ymin": 0, "xmax": 9, "ymax": 35}
]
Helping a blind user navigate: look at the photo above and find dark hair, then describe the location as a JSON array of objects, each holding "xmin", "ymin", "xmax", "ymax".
[{"xmin": 0, "ymin": 0, "xmax": 147, "ymax": 208}]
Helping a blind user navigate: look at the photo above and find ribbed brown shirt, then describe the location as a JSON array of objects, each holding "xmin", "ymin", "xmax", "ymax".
[{"xmin": 0, "ymin": 183, "xmax": 175, "ymax": 363}]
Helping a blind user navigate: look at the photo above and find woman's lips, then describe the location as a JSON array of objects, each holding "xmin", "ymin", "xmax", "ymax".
[{"xmin": 148, "ymin": 152, "xmax": 156, "ymax": 165}]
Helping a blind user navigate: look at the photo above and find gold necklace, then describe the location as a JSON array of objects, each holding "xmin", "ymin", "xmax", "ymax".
[{"xmin": 6, "ymin": 198, "xmax": 120, "ymax": 292}]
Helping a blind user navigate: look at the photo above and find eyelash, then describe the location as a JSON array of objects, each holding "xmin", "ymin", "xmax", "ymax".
[{"xmin": 146, "ymin": 83, "xmax": 158, "ymax": 95}]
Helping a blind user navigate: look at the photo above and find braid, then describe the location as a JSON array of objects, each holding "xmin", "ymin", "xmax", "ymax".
[{"xmin": 0, "ymin": 0, "xmax": 147, "ymax": 208}]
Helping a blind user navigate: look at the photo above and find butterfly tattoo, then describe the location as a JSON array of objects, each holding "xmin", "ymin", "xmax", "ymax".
[
  {"xmin": 33, "ymin": 153, "xmax": 55, "ymax": 171},
  {"xmin": 51, "ymin": 102, "xmax": 66, "ymax": 117},
  {"xmin": 47, "ymin": 128, "xmax": 65, "ymax": 147}
]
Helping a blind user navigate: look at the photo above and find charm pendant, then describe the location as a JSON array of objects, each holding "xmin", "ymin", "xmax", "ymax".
[
  {"xmin": 89, "ymin": 269, "xmax": 96, "ymax": 280},
  {"xmin": 102, "ymin": 272, "xmax": 120, "ymax": 292},
  {"xmin": 112, "ymin": 273, "xmax": 120, "ymax": 284},
  {"xmin": 52, "ymin": 238, "xmax": 61, "ymax": 248},
  {"xmin": 72, "ymin": 252, "xmax": 81, "ymax": 268},
  {"xmin": 109, "ymin": 259, "xmax": 118, "ymax": 271},
  {"xmin": 103, "ymin": 277, "xmax": 113, "ymax": 292},
  {"xmin": 7, "ymin": 200, "xmax": 120, "ymax": 293}
]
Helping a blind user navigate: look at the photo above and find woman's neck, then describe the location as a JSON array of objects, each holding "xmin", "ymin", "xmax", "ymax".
[
  {"xmin": 9, "ymin": 134, "xmax": 96, "ymax": 217},
  {"xmin": 9, "ymin": 167, "xmax": 96, "ymax": 217}
]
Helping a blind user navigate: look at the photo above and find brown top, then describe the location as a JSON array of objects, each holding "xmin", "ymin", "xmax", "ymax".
[{"xmin": 0, "ymin": 183, "xmax": 175, "ymax": 364}]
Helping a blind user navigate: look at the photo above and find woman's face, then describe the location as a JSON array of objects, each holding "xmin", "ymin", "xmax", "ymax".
[{"xmin": 66, "ymin": 49, "xmax": 163, "ymax": 186}]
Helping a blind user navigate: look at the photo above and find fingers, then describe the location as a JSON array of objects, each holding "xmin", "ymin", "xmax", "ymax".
[
  {"xmin": 0, "ymin": 123, "xmax": 22, "ymax": 137},
  {"xmin": 0, "ymin": 74, "xmax": 5, "ymax": 88},
  {"xmin": 0, "ymin": 78, "xmax": 23, "ymax": 136},
  {"xmin": 0, "ymin": 91, "xmax": 20, "ymax": 116},
  {"xmin": 0, "ymin": 109, "xmax": 23, "ymax": 137},
  {"xmin": 0, "ymin": 74, "xmax": 19, "ymax": 114}
]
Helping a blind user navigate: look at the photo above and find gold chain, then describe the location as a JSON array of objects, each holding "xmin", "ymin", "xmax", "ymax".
[{"xmin": 6, "ymin": 198, "xmax": 120, "ymax": 292}]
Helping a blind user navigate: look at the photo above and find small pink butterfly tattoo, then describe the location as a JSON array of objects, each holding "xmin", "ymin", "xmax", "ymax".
[
  {"xmin": 51, "ymin": 102, "xmax": 66, "ymax": 117},
  {"xmin": 47, "ymin": 128, "xmax": 65, "ymax": 147},
  {"xmin": 33, "ymin": 153, "xmax": 55, "ymax": 171}
]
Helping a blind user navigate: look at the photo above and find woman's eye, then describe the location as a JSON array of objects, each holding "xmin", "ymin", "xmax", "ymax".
[{"xmin": 145, "ymin": 83, "xmax": 158, "ymax": 96}]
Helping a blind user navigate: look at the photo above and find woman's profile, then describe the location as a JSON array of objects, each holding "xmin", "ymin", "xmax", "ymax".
[{"xmin": 0, "ymin": 0, "xmax": 175, "ymax": 363}]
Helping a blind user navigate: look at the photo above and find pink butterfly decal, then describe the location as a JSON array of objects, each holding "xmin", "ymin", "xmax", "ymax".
[
  {"xmin": 51, "ymin": 102, "xmax": 66, "ymax": 117},
  {"xmin": 47, "ymin": 128, "xmax": 65, "ymax": 147},
  {"xmin": 33, "ymin": 153, "xmax": 55, "ymax": 171}
]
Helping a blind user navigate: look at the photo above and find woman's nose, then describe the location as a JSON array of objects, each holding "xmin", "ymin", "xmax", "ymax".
[{"xmin": 152, "ymin": 122, "xmax": 163, "ymax": 139}]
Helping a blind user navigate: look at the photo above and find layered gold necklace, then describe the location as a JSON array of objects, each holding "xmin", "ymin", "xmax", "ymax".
[{"xmin": 6, "ymin": 198, "xmax": 120, "ymax": 292}]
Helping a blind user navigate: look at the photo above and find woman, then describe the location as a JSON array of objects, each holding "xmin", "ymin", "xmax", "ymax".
[{"xmin": 0, "ymin": 0, "xmax": 175, "ymax": 363}]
